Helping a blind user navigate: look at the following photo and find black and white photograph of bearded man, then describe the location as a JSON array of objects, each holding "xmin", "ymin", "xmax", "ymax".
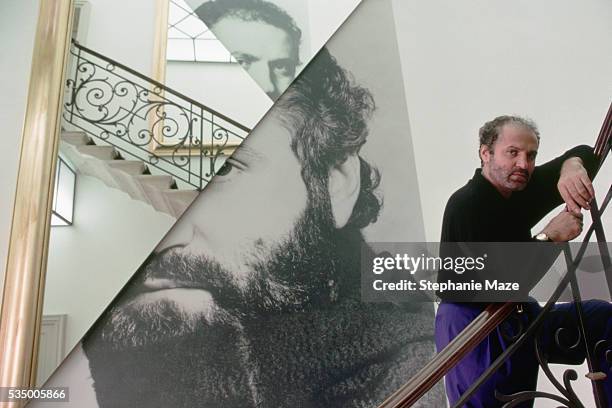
[{"xmin": 33, "ymin": 0, "xmax": 442, "ymax": 406}]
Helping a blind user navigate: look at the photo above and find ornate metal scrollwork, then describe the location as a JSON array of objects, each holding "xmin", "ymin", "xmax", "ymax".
[
  {"xmin": 499, "ymin": 307, "xmax": 527, "ymax": 344},
  {"xmin": 205, "ymin": 127, "xmax": 230, "ymax": 178},
  {"xmin": 593, "ymin": 340, "xmax": 612, "ymax": 375},
  {"xmin": 64, "ymin": 42, "xmax": 250, "ymax": 190},
  {"xmin": 493, "ymin": 308, "xmax": 586, "ymax": 408}
]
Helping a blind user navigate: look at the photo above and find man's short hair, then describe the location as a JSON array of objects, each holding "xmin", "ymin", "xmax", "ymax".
[
  {"xmin": 275, "ymin": 47, "xmax": 381, "ymax": 229},
  {"xmin": 478, "ymin": 115, "xmax": 540, "ymax": 163},
  {"xmin": 195, "ymin": 0, "xmax": 302, "ymax": 59}
]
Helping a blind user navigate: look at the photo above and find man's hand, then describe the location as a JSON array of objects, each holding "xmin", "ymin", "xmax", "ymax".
[
  {"xmin": 558, "ymin": 157, "xmax": 594, "ymax": 214},
  {"xmin": 540, "ymin": 210, "xmax": 583, "ymax": 242}
]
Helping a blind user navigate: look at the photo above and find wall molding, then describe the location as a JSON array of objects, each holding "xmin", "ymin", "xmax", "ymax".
[{"xmin": 0, "ymin": 0, "xmax": 74, "ymax": 394}]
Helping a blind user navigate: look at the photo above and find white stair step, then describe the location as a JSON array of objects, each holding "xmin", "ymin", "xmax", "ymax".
[
  {"xmin": 59, "ymin": 143, "xmax": 118, "ymax": 187},
  {"xmin": 134, "ymin": 175, "xmax": 175, "ymax": 190},
  {"xmin": 162, "ymin": 190, "xmax": 199, "ymax": 218},
  {"xmin": 163, "ymin": 189, "xmax": 199, "ymax": 201},
  {"xmin": 61, "ymin": 131, "xmax": 92, "ymax": 146},
  {"xmin": 135, "ymin": 175, "xmax": 177, "ymax": 215},
  {"xmin": 105, "ymin": 161, "xmax": 148, "ymax": 201},
  {"xmin": 105, "ymin": 160, "xmax": 147, "ymax": 176},
  {"xmin": 76, "ymin": 145, "xmax": 119, "ymax": 160},
  {"xmin": 58, "ymin": 140, "xmax": 87, "ymax": 169}
]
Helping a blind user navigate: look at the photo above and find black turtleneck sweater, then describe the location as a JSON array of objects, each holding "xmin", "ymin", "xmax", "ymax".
[
  {"xmin": 441, "ymin": 145, "xmax": 598, "ymax": 243},
  {"xmin": 436, "ymin": 145, "xmax": 598, "ymax": 302}
]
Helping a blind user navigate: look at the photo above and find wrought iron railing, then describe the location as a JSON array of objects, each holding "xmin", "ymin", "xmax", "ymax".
[
  {"xmin": 380, "ymin": 103, "xmax": 612, "ymax": 408},
  {"xmin": 63, "ymin": 41, "xmax": 250, "ymax": 190}
]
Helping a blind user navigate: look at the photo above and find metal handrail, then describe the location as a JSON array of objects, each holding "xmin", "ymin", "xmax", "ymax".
[
  {"xmin": 63, "ymin": 41, "xmax": 251, "ymax": 190},
  {"xmin": 379, "ymin": 102, "xmax": 612, "ymax": 407},
  {"xmin": 379, "ymin": 303, "xmax": 515, "ymax": 407},
  {"xmin": 71, "ymin": 41, "xmax": 250, "ymax": 132}
]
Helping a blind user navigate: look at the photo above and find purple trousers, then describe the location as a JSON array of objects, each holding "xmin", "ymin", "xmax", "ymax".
[{"xmin": 435, "ymin": 300, "xmax": 612, "ymax": 408}]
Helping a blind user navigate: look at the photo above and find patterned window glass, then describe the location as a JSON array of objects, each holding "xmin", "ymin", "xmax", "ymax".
[{"xmin": 167, "ymin": 0, "xmax": 236, "ymax": 63}]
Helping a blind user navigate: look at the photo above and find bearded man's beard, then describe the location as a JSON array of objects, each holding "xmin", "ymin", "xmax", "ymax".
[
  {"xmin": 82, "ymin": 197, "xmax": 363, "ymax": 407},
  {"xmin": 488, "ymin": 157, "xmax": 530, "ymax": 191}
]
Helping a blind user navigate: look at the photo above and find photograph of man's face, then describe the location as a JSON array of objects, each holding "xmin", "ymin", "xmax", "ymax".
[
  {"xmin": 194, "ymin": 0, "xmax": 302, "ymax": 99},
  {"xmin": 90, "ymin": 79, "xmax": 375, "ymax": 347}
]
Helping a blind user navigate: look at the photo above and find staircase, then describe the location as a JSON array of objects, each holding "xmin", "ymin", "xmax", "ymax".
[
  {"xmin": 60, "ymin": 41, "xmax": 250, "ymax": 219},
  {"xmin": 60, "ymin": 130, "xmax": 198, "ymax": 218}
]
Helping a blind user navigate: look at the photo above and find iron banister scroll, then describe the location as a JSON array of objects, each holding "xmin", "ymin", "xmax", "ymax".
[
  {"xmin": 64, "ymin": 41, "xmax": 251, "ymax": 190},
  {"xmin": 71, "ymin": 40, "xmax": 250, "ymax": 133},
  {"xmin": 378, "ymin": 102, "xmax": 612, "ymax": 408}
]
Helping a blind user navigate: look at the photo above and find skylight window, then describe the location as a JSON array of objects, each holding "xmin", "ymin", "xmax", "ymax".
[{"xmin": 167, "ymin": 0, "xmax": 236, "ymax": 63}]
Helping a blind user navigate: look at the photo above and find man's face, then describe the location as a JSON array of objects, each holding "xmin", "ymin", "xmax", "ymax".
[
  {"xmin": 481, "ymin": 124, "xmax": 539, "ymax": 196},
  {"xmin": 212, "ymin": 17, "xmax": 298, "ymax": 99},
  {"xmin": 89, "ymin": 114, "xmax": 344, "ymax": 350}
]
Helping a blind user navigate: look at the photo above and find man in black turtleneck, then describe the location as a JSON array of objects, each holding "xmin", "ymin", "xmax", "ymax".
[{"xmin": 435, "ymin": 115, "xmax": 612, "ymax": 407}]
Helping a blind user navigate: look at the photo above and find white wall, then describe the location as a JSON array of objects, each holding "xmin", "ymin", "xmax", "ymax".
[
  {"xmin": 165, "ymin": 61, "xmax": 270, "ymax": 128},
  {"xmin": 392, "ymin": 1, "xmax": 611, "ymax": 406},
  {"xmin": 43, "ymin": 174, "xmax": 175, "ymax": 354},
  {"xmin": 392, "ymin": 0, "xmax": 611, "ymax": 242},
  {"xmin": 308, "ymin": 0, "xmax": 361, "ymax": 57},
  {"xmin": 0, "ymin": 0, "xmax": 40, "ymax": 295},
  {"xmin": 83, "ymin": 0, "xmax": 157, "ymax": 76}
]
